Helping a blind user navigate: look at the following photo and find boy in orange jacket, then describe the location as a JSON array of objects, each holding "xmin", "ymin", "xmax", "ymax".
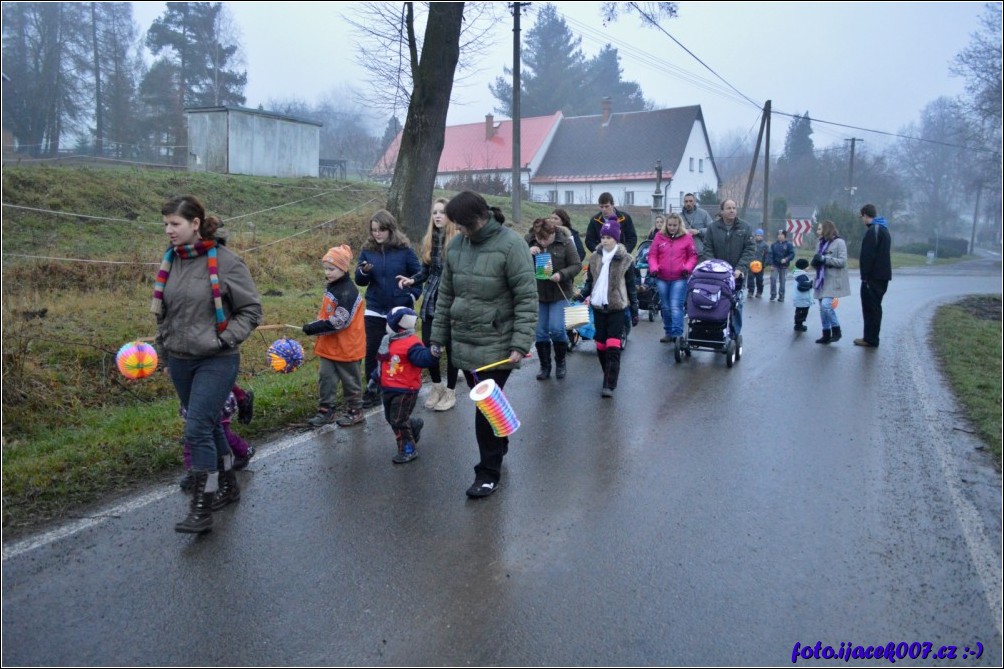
[{"xmin": 302, "ymin": 245, "xmax": 367, "ymax": 427}]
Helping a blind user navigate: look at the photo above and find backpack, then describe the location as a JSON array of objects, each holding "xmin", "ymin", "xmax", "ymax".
[{"xmin": 795, "ymin": 273, "xmax": 813, "ymax": 292}]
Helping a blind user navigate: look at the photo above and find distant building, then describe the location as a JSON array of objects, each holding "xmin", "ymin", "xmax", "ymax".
[
  {"xmin": 373, "ymin": 112, "xmax": 562, "ymax": 194},
  {"xmin": 532, "ymin": 101, "xmax": 719, "ymax": 209},
  {"xmin": 372, "ymin": 100, "xmax": 720, "ymax": 210},
  {"xmin": 186, "ymin": 106, "xmax": 321, "ymax": 178}
]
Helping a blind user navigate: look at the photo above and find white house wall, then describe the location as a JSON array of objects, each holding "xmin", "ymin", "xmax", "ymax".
[
  {"xmin": 529, "ymin": 121, "xmax": 720, "ymax": 209},
  {"xmin": 670, "ymin": 122, "xmax": 720, "ymax": 210}
]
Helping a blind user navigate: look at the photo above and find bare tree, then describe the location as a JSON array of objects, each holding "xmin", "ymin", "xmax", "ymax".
[
  {"xmin": 345, "ymin": 2, "xmax": 502, "ymax": 118},
  {"xmin": 380, "ymin": 3, "xmax": 465, "ymax": 241}
]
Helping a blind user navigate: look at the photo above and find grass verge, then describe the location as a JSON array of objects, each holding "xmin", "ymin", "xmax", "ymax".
[{"xmin": 931, "ymin": 295, "xmax": 1003, "ymax": 467}]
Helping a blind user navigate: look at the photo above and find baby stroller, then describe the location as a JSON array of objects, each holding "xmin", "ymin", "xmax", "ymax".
[
  {"xmin": 633, "ymin": 239, "xmax": 662, "ymax": 322},
  {"xmin": 675, "ymin": 259, "xmax": 743, "ymax": 367}
]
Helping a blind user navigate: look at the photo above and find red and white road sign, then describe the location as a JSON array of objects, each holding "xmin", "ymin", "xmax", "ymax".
[{"xmin": 787, "ymin": 219, "xmax": 814, "ymax": 247}]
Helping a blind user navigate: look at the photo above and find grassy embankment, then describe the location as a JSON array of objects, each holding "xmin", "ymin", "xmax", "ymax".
[{"xmin": 931, "ymin": 296, "xmax": 1003, "ymax": 466}]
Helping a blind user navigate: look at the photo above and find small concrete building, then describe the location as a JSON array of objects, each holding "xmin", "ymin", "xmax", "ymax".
[{"xmin": 186, "ymin": 106, "xmax": 321, "ymax": 178}]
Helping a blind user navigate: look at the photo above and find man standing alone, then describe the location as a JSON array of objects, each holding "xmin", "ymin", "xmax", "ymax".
[{"xmin": 855, "ymin": 203, "xmax": 891, "ymax": 348}]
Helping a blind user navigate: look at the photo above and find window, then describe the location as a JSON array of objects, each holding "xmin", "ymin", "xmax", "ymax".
[
  {"xmin": 699, "ymin": 159, "xmax": 704, "ymax": 173},
  {"xmin": 565, "ymin": 191, "xmax": 574, "ymax": 205},
  {"xmin": 548, "ymin": 190, "xmax": 557, "ymax": 204},
  {"xmin": 624, "ymin": 191, "xmax": 635, "ymax": 205},
  {"xmin": 689, "ymin": 157, "xmax": 694, "ymax": 172}
]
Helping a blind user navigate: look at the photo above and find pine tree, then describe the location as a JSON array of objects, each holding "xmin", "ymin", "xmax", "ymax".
[{"xmin": 143, "ymin": 2, "xmax": 246, "ymax": 161}]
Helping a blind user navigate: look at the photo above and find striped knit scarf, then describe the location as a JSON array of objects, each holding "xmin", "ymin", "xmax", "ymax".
[{"xmin": 150, "ymin": 240, "xmax": 228, "ymax": 332}]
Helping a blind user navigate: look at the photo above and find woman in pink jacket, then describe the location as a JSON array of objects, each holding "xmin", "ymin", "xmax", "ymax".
[{"xmin": 647, "ymin": 213, "xmax": 698, "ymax": 343}]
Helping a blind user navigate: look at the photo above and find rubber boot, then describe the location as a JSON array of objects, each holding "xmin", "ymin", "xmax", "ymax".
[
  {"xmin": 535, "ymin": 342, "xmax": 552, "ymax": 380},
  {"xmin": 211, "ymin": 459, "xmax": 240, "ymax": 511},
  {"xmin": 175, "ymin": 470, "xmax": 215, "ymax": 534},
  {"xmin": 554, "ymin": 341, "xmax": 568, "ymax": 379},
  {"xmin": 604, "ymin": 347, "xmax": 622, "ymax": 391},
  {"xmin": 830, "ymin": 326, "xmax": 842, "ymax": 342},
  {"xmin": 815, "ymin": 329, "xmax": 832, "ymax": 344}
]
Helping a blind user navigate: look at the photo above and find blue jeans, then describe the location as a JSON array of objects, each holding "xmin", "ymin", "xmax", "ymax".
[
  {"xmin": 819, "ymin": 297, "xmax": 840, "ymax": 330},
  {"xmin": 536, "ymin": 299, "xmax": 569, "ymax": 343},
  {"xmin": 770, "ymin": 266, "xmax": 787, "ymax": 299},
  {"xmin": 168, "ymin": 354, "xmax": 240, "ymax": 471},
  {"xmin": 657, "ymin": 279, "xmax": 688, "ymax": 338}
]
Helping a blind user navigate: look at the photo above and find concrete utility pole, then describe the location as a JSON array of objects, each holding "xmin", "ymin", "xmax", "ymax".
[
  {"xmin": 763, "ymin": 100, "xmax": 771, "ymax": 232},
  {"xmin": 510, "ymin": 2, "xmax": 527, "ymax": 226},
  {"xmin": 969, "ymin": 179, "xmax": 983, "ymax": 255},
  {"xmin": 846, "ymin": 138, "xmax": 863, "ymax": 206},
  {"xmin": 741, "ymin": 101, "xmax": 770, "ymax": 221}
]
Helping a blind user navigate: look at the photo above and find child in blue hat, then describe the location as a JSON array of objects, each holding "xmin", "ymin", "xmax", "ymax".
[{"xmin": 371, "ymin": 306, "xmax": 438, "ymax": 463}]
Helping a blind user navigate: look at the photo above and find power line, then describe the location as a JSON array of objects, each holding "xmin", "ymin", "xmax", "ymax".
[{"xmin": 559, "ymin": 7, "xmax": 990, "ymax": 154}]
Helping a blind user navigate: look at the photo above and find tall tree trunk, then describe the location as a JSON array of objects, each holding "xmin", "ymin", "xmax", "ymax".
[
  {"xmin": 387, "ymin": 2, "xmax": 464, "ymax": 242},
  {"xmin": 91, "ymin": 2, "xmax": 103, "ymax": 155}
]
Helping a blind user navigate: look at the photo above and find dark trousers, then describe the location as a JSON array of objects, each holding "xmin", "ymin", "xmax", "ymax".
[
  {"xmin": 422, "ymin": 317, "xmax": 458, "ymax": 388},
  {"xmin": 382, "ymin": 391, "xmax": 419, "ymax": 449},
  {"xmin": 363, "ymin": 315, "xmax": 386, "ymax": 385},
  {"xmin": 593, "ymin": 307, "xmax": 625, "ymax": 390},
  {"xmin": 860, "ymin": 279, "xmax": 888, "ymax": 345},
  {"xmin": 794, "ymin": 306, "xmax": 809, "ymax": 327},
  {"xmin": 747, "ymin": 271, "xmax": 764, "ymax": 295},
  {"xmin": 462, "ymin": 368, "xmax": 512, "ymax": 484}
]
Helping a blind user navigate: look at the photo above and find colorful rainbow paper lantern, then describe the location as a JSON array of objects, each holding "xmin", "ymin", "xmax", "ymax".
[
  {"xmin": 469, "ymin": 379, "xmax": 520, "ymax": 437},
  {"xmin": 116, "ymin": 341, "xmax": 158, "ymax": 380},
  {"xmin": 268, "ymin": 338, "xmax": 305, "ymax": 373}
]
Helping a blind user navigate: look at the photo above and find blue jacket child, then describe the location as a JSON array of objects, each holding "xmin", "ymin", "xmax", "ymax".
[{"xmin": 791, "ymin": 257, "xmax": 813, "ymax": 331}]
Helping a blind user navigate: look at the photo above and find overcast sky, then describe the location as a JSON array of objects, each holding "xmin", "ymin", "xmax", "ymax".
[{"xmin": 131, "ymin": 1, "xmax": 986, "ymax": 151}]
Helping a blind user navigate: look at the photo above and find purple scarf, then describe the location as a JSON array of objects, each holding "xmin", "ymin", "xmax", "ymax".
[{"xmin": 813, "ymin": 238, "xmax": 831, "ymax": 291}]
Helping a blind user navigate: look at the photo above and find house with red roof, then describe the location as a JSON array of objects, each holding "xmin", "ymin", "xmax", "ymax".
[
  {"xmin": 531, "ymin": 100, "xmax": 720, "ymax": 210},
  {"xmin": 372, "ymin": 100, "xmax": 720, "ymax": 212},
  {"xmin": 372, "ymin": 112, "xmax": 563, "ymax": 193}
]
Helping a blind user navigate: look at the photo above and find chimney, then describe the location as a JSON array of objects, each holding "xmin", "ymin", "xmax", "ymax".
[
  {"xmin": 601, "ymin": 97, "xmax": 612, "ymax": 125},
  {"xmin": 485, "ymin": 114, "xmax": 495, "ymax": 140}
]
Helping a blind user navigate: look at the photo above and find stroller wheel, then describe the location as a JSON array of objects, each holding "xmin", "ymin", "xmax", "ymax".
[
  {"xmin": 648, "ymin": 309, "xmax": 655, "ymax": 322},
  {"xmin": 674, "ymin": 338, "xmax": 683, "ymax": 363},
  {"xmin": 725, "ymin": 340, "xmax": 736, "ymax": 368},
  {"xmin": 735, "ymin": 334, "xmax": 743, "ymax": 361}
]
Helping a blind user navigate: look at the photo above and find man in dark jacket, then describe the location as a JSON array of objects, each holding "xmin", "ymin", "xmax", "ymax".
[
  {"xmin": 855, "ymin": 203, "xmax": 892, "ymax": 348},
  {"xmin": 699, "ymin": 199, "xmax": 755, "ymax": 335},
  {"xmin": 586, "ymin": 192, "xmax": 638, "ymax": 253}
]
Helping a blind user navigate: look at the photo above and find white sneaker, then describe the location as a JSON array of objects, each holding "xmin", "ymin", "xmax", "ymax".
[
  {"xmin": 424, "ymin": 383, "xmax": 445, "ymax": 410},
  {"xmin": 434, "ymin": 387, "xmax": 457, "ymax": 411}
]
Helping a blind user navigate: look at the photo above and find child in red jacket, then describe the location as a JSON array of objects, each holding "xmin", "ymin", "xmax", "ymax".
[{"xmin": 371, "ymin": 307, "xmax": 438, "ymax": 464}]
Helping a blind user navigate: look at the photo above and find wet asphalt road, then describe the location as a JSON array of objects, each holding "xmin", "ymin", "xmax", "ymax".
[{"xmin": 3, "ymin": 260, "xmax": 1002, "ymax": 666}]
